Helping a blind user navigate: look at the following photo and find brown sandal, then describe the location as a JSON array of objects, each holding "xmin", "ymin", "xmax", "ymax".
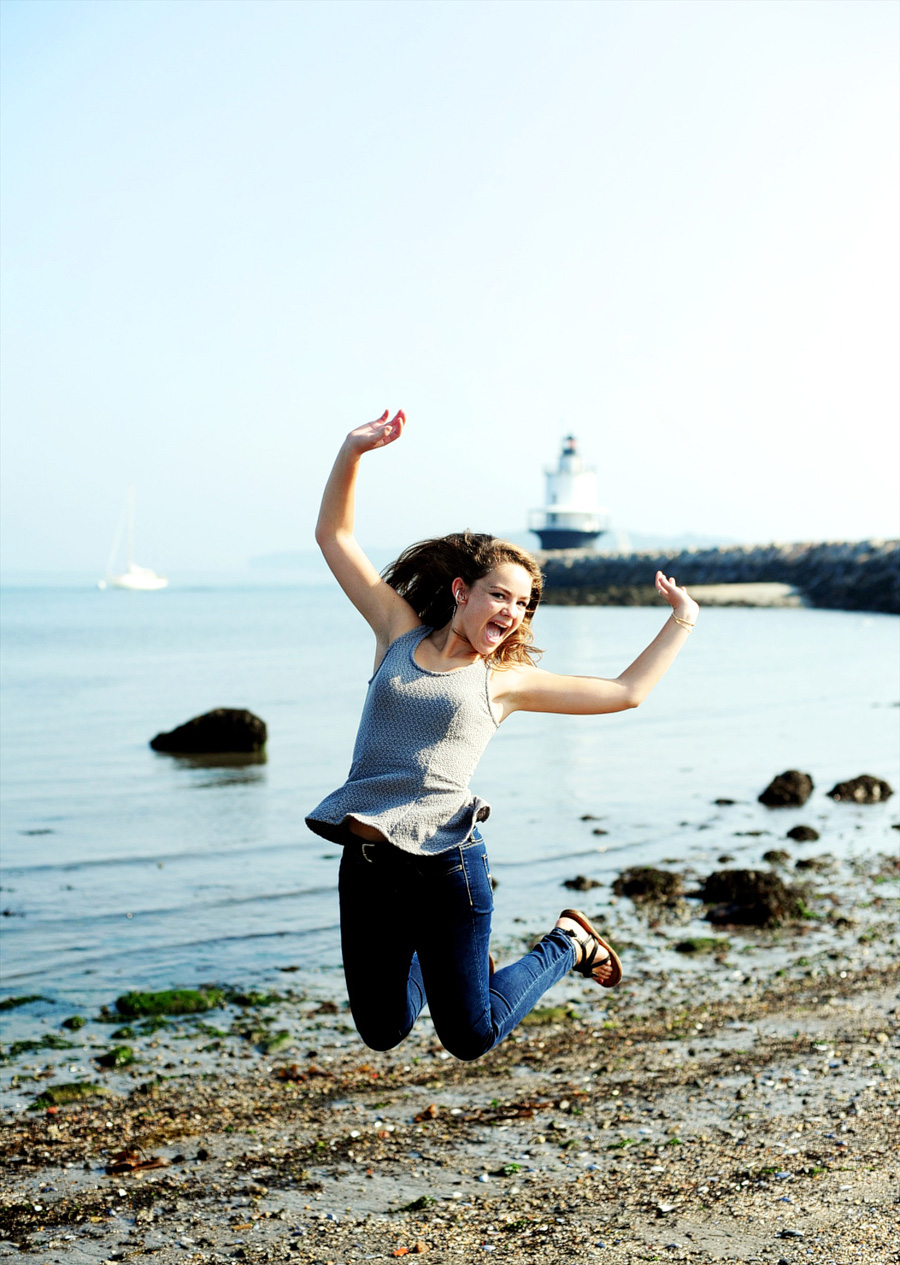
[{"xmin": 559, "ymin": 908, "xmax": 623, "ymax": 989}]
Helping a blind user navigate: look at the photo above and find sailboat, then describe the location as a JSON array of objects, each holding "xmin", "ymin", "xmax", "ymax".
[{"xmin": 98, "ymin": 486, "xmax": 168, "ymax": 591}]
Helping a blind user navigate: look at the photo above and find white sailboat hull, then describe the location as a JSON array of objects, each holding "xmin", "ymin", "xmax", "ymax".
[{"xmin": 105, "ymin": 564, "xmax": 168, "ymax": 591}]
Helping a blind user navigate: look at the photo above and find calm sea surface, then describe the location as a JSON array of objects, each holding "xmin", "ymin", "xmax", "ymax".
[{"xmin": 2, "ymin": 574, "xmax": 898, "ymax": 1031}]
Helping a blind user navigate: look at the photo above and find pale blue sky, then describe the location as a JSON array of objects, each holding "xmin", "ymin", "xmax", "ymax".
[{"xmin": 1, "ymin": 0, "xmax": 897, "ymax": 574}]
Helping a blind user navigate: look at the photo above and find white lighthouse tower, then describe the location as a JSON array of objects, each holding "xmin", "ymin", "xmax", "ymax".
[{"xmin": 527, "ymin": 435, "xmax": 609, "ymax": 551}]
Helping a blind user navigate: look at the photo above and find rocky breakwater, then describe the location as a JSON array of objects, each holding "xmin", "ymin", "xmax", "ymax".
[{"xmin": 537, "ymin": 538, "xmax": 899, "ymax": 614}]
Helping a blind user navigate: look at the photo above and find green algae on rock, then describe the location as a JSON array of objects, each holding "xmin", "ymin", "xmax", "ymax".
[
  {"xmin": 521, "ymin": 1005, "xmax": 575, "ymax": 1026},
  {"xmin": 96, "ymin": 1045, "xmax": 135, "ymax": 1069},
  {"xmin": 674, "ymin": 937, "xmax": 731, "ymax": 954},
  {"xmin": 256, "ymin": 1029, "xmax": 293, "ymax": 1055},
  {"xmin": 3, "ymin": 1033, "xmax": 75, "ymax": 1061},
  {"xmin": 30, "ymin": 1081, "xmax": 112, "ymax": 1110},
  {"xmin": 114, "ymin": 988, "xmax": 225, "ymax": 1018},
  {"xmin": 0, "ymin": 995, "xmax": 51, "ymax": 1011}
]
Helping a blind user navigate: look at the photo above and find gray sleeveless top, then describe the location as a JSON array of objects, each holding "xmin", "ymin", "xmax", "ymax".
[{"xmin": 306, "ymin": 625, "xmax": 499, "ymax": 855}]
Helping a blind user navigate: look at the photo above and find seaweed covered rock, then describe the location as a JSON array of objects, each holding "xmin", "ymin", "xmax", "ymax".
[
  {"xmin": 612, "ymin": 867, "xmax": 683, "ymax": 903},
  {"xmin": 826, "ymin": 774, "xmax": 893, "ymax": 803},
  {"xmin": 674, "ymin": 937, "xmax": 730, "ymax": 955},
  {"xmin": 96, "ymin": 1045, "xmax": 135, "ymax": 1069},
  {"xmin": 150, "ymin": 709, "xmax": 267, "ymax": 754},
  {"xmin": 699, "ymin": 868, "xmax": 806, "ymax": 927},
  {"xmin": 758, "ymin": 770, "xmax": 814, "ymax": 808},
  {"xmin": 30, "ymin": 1082, "xmax": 111, "ymax": 1110},
  {"xmin": 114, "ymin": 988, "xmax": 224, "ymax": 1018}
]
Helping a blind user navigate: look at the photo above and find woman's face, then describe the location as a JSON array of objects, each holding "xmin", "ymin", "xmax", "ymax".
[{"xmin": 453, "ymin": 562, "xmax": 533, "ymax": 655}]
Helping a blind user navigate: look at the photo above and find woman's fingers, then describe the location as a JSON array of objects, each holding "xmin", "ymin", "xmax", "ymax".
[
  {"xmin": 377, "ymin": 410, "xmax": 405, "ymax": 445},
  {"xmin": 654, "ymin": 571, "xmax": 698, "ymax": 619},
  {"xmin": 348, "ymin": 409, "xmax": 406, "ymax": 451}
]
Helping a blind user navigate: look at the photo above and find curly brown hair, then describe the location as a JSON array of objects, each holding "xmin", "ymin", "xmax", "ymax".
[{"xmin": 382, "ymin": 532, "xmax": 544, "ymax": 667}]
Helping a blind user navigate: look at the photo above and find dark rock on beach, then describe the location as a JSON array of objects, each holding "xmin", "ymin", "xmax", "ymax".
[
  {"xmin": 150, "ymin": 708, "xmax": 267, "ymax": 754},
  {"xmin": 698, "ymin": 868, "xmax": 806, "ymax": 927},
  {"xmin": 758, "ymin": 770, "xmax": 814, "ymax": 808},
  {"xmin": 612, "ymin": 866, "xmax": 683, "ymax": 902},
  {"xmin": 826, "ymin": 774, "xmax": 894, "ymax": 803},
  {"xmin": 795, "ymin": 855, "xmax": 835, "ymax": 872},
  {"xmin": 786, "ymin": 825, "xmax": 820, "ymax": 842},
  {"xmin": 762, "ymin": 849, "xmax": 791, "ymax": 866},
  {"xmin": 562, "ymin": 875, "xmax": 602, "ymax": 892}
]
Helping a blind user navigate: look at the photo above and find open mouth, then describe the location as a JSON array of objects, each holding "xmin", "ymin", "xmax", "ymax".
[{"xmin": 484, "ymin": 621, "xmax": 511, "ymax": 645}]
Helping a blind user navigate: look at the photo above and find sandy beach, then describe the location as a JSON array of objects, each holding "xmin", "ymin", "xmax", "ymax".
[{"xmin": 2, "ymin": 846, "xmax": 897, "ymax": 1265}]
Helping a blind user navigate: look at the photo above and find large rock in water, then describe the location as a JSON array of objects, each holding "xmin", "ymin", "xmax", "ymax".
[
  {"xmin": 826, "ymin": 774, "xmax": 894, "ymax": 803},
  {"xmin": 612, "ymin": 867, "xmax": 683, "ymax": 902},
  {"xmin": 150, "ymin": 709, "xmax": 267, "ymax": 754},
  {"xmin": 699, "ymin": 869, "xmax": 805, "ymax": 927},
  {"xmin": 758, "ymin": 770, "xmax": 814, "ymax": 808}
]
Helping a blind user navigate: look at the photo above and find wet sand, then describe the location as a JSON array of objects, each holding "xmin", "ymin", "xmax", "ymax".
[{"xmin": 2, "ymin": 852, "xmax": 897, "ymax": 1264}]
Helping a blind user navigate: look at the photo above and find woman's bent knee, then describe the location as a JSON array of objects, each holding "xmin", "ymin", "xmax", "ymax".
[
  {"xmin": 438, "ymin": 1030, "xmax": 495, "ymax": 1062},
  {"xmin": 354, "ymin": 1024, "xmax": 408, "ymax": 1053}
]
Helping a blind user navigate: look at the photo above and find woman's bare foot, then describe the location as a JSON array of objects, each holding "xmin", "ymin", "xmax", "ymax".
[{"xmin": 555, "ymin": 910, "xmax": 622, "ymax": 988}]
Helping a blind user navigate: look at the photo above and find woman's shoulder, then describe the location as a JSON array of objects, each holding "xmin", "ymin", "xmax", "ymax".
[
  {"xmin": 389, "ymin": 623, "xmax": 429, "ymax": 650},
  {"xmin": 370, "ymin": 620, "xmax": 427, "ymax": 678}
]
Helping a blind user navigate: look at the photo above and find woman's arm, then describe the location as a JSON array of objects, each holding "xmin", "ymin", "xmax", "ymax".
[
  {"xmin": 496, "ymin": 572, "xmax": 699, "ymax": 718},
  {"xmin": 315, "ymin": 411, "xmax": 420, "ymax": 650}
]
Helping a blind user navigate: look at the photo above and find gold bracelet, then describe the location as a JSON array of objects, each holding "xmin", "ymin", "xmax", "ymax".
[{"xmin": 672, "ymin": 614, "xmax": 695, "ymax": 630}]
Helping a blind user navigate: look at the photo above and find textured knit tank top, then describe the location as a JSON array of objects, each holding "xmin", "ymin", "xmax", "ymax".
[{"xmin": 306, "ymin": 625, "xmax": 499, "ymax": 855}]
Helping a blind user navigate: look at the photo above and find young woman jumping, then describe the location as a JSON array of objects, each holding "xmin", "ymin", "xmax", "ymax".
[{"xmin": 306, "ymin": 410, "xmax": 699, "ymax": 1061}]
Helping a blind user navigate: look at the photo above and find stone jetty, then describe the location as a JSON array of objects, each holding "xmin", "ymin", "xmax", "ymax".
[{"xmin": 537, "ymin": 538, "xmax": 899, "ymax": 614}]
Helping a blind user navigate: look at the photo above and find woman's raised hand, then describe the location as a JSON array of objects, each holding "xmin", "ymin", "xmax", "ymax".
[
  {"xmin": 346, "ymin": 409, "xmax": 406, "ymax": 455},
  {"xmin": 655, "ymin": 571, "xmax": 699, "ymax": 624}
]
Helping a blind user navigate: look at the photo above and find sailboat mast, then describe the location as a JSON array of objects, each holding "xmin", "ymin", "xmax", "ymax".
[{"xmin": 126, "ymin": 485, "xmax": 136, "ymax": 570}]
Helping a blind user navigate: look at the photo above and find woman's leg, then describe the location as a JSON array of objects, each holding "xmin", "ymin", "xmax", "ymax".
[
  {"xmin": 338, "ymin": 842, "xmax": 426, "ymax": 1051},
  {"xmin": 413, "ymin": 835, "xmax": 576, "ymax": 1061}
]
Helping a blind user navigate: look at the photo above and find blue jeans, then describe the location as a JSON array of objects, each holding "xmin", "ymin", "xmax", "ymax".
[{"xmin": 338, "ymin": 829, "xmax": 576, "ymax": 1061}]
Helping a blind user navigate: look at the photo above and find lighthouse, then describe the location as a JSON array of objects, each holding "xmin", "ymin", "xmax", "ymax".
[{"xmin": 527, "ymin": 435, "xmax": 609, "ymax": 551}]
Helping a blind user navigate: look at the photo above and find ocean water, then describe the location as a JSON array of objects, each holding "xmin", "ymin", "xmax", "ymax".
[{"xmin": 1, "ymin": 576, "xmax": 898, "ymax": 1030}]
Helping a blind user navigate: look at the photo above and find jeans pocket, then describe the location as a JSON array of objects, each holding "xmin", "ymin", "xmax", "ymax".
[
  {"xmin": 481, "ymin": 852, "xmax": 495, "ymax": 913},
  {"xmin": 458, "ymin": 843, "xmax": 492, "ymax": 916}
]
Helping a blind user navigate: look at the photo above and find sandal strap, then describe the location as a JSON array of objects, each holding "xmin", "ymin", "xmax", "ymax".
[{"xmin": 562, "ymin": 927, "xmax": 611, "ymax": 977}]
